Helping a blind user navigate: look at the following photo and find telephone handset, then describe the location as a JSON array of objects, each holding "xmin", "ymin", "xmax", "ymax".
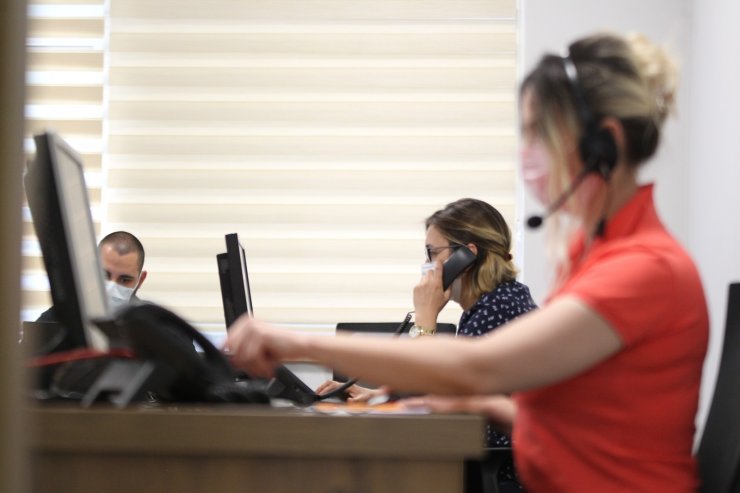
[
  {"xmin": 113, "ymin": 303, "xmax": 271, "ymax": 404},
  {"xmin": 442, "ymin": 246, "xmax": 477, "ymax": 290},
  {"xmin": 106, "ymin": 303, "xmax": 330, "ymax": 406}
]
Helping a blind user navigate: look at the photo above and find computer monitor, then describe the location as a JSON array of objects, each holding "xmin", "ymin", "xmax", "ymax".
[
  {"xmin": 216, "ymin": 233, "xmax": 254, "ymax": 328},
  {"xmin": 214, "ymin": 232, "xmax": 354, "ymax": 404},
  {"xmin": 24, "ymin": 131, "xmax": 110, "ymax": 351}
]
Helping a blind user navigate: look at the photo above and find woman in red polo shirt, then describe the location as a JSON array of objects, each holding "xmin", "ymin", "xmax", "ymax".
[{"xmin": 226, "ymin": 32, "xmax": 708, "ymax": 493}]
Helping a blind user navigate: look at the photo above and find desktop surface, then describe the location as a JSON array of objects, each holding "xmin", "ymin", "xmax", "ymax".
[{"xmin": 31, "ymin": 403, "xmax": 484, "ymax": 493}]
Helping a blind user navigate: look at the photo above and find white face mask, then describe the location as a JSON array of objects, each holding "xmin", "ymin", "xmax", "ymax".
[
  {"xmin": 106, "ymin": 280, "xmax": 136, "ymax": 313},
  {"xmin": 520, "ymin": 140, "xmax": 552, "ymax": 206},
  {"xmin": 422, "ymin": 261, "xmax": 462, "ymax": 304}
]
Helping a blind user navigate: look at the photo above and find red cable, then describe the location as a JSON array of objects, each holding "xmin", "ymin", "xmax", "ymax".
[{"xmin": 27, "ymin": 347, "xmax": 136, "ymax": 368}]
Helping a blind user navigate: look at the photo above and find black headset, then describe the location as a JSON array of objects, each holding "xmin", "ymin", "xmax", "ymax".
[{"xmin": 562, "ymin": 56, "xmax": 618, "ymax": 179}]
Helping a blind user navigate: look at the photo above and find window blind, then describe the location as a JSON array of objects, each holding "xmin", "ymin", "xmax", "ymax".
[
  {"xmin": 25, "ymin": 0, "xmax": 519, "ymax": 337},
  {"xmin": 106, "ymin": 0, "xmax": 518, "ymax": 334},
  {"xmin": 22, "ymin": 0, "xmax": 105, "ymax": 321}
]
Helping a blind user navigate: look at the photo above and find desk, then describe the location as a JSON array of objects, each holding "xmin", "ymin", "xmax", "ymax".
[{"xmin": 30, "ymin": 405, "xmax": 484, "ymax": 493}]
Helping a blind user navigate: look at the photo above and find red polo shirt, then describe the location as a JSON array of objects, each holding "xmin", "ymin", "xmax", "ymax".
[{"xmin": 514, "ymin": 184, "xmax": 708, "ymax": 493}]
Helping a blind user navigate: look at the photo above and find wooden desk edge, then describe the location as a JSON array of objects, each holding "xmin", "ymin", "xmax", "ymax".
[{"xmin": 30, "ymin": 404, "xmax": 486, "ymax": 459}]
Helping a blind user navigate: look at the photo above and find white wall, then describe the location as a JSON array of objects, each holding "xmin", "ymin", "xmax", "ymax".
[
  {"xmin": 687, "ymin": 0, "xmax": 740, "ymax": 436},
  {"xmin": 519, "ymin": 0, "xmax": 740, "ymax": 438}
]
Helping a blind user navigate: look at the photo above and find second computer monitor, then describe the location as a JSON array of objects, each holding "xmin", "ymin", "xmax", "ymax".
[{"xmin": 216, "ymin": 233, "xmax": 254, "ymax": 328}]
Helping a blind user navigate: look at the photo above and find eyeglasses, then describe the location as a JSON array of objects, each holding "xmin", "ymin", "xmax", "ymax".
[{"xmin": 425, "ymin": 244, "xmax": 462, "ymax": 262}]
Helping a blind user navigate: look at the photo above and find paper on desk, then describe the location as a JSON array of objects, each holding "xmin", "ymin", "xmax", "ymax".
[{"xmin": 309, "ymin": 401, "xmax": 431, "ymax": 416}]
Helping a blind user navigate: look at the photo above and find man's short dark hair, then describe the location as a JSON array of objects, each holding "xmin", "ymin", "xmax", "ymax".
[{"xmin": 99, "ymin": 231, "xmax": 145, "ymax": 271}]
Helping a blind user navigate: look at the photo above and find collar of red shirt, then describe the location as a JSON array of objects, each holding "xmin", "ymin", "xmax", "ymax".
[{"xmin": 567, "ymin": 183, "xmax": 658, "ymax": 263}]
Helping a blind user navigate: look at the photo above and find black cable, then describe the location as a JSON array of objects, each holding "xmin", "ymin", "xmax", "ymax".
[
  {"xmin": 315, "ymin": 311, "xmax": 415, "ymax": 401},
  {"xmin": 392, "ymin": 310, "xmax": 415, "ymax": 336}
]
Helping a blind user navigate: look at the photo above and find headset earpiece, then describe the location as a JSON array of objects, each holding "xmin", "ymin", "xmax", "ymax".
[
  {"xmin": 562, "ymin": 56, "xmax": 618, "ymax": 179},
  {"xmin": 579, "ymin": 126, "xmax": 618, "ymax": 179}
]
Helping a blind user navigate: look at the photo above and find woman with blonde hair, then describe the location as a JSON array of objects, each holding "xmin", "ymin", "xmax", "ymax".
[
  {"xmin": 317, "ymin": 198, "xmax": 536, "ymax": 491},
  {"xmin": 227, "ymin": 32, "xmax": 708, "ymax": 492}
]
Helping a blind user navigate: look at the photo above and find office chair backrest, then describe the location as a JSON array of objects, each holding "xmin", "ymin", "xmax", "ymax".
[
  {"xmin": 332, "ymin": 322, "xmax": 457, "ymax": 384},
  {"xmin": 335, "ymin": 322, "xmax": 457, "ymax": 335},
  {"xmin": 697, "ymin": 282, "xmax": 740, "ymax": 493}
]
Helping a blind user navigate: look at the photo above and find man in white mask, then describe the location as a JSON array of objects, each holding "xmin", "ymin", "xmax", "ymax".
[
  {"xmin": 36, "ymin": 230, "xmax": 148, "ymax": 320},
  {"xmin": 98, "ymin": 231, "xmax": 148, "ymax": 313}
]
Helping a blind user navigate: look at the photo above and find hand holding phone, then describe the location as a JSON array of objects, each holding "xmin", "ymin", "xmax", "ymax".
[
  {"xmin": 441, "ymin": 246, "xmax": 477, "ymax": 290},
  {"xmin": 415, "ymin": 246, "xmax": 477, "ymax": 328}
]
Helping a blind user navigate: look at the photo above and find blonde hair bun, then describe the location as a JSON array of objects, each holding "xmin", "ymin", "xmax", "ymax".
[{"xmin": 626, "ymin": 32, "xmax": 679, "ymax": 123}]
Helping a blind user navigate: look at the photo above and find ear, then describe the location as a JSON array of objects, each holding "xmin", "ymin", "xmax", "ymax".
[
  {"xmin": 599, "ymin": 117, "xmax": 626, "ymax": 167},
  {"xmin": 136, "ymin": 270, "xmax": 148, "ymax": 292},
  {"xmin": 466, "ymin": 243, "xmax": 478, "ymax": 257}
]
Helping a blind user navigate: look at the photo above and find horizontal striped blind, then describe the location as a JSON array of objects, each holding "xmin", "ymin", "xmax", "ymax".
[
  {"xmin": 26, "ymin": 0, "xmax": 518, "ymax": 337},
  {"xmin": 22, "ymin": 0, "xmax": 105, "ymax": 321}
]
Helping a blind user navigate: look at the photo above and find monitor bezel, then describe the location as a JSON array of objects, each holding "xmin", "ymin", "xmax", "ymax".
[
  {"xmin": 25, "ymin": 131, "xmax": 110, "ymax": 351},
  {"xmin": 217, "ymin": 232, "xmax": 253, "ymax": 328}
]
